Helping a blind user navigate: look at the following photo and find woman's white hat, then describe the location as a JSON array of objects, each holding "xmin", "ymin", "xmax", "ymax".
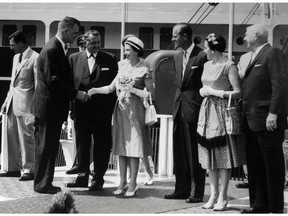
[{"xmin": 125, "ymin": 36, "xmax": 144, "ymax": 51}]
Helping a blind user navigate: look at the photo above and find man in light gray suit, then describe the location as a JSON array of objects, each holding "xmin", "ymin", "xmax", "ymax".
[{"xmin": 0, "ymin": 31, "xmax": 39, "ymax": 181}]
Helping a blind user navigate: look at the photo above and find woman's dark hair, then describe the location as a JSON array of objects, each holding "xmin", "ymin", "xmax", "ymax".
[{"xmin": 205, "ymin": 33, "xmax": 226, "ymax": 52}]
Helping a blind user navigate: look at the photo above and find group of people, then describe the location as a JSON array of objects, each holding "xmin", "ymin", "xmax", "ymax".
[
  {"xmin": 165, "ymin": 22, "xmax": 287, "ymax": 214},
  {"xmin": 0, "ymin": 15, "xmax": 287, "ymax": 213},
  {"xmin": 0, "ymin": 16, "xmax": 155, "ymax": 197}
]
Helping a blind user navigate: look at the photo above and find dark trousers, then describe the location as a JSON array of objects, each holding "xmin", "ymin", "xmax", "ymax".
[
  {"xmin": 173, "ymin": 113, "xmax": 206, "ymax": 198},
  {"xmin": 74, "ymin": 116, "xmax": 112, "ymax": 184},
  {"xmin": 245, "ymin": 127, "xmax": 285, "ymax": 212},
  {"xmin": 34, "ymin": 117, "xmax": 63, "ymax": 191}
]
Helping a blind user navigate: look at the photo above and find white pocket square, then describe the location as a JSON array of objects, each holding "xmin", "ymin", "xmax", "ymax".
[
  {"xmin": 191, "ymin": 66, "xmax": 198, "ymax": 69},
  {"xmin": 101, "ymin": 68, "xmax": 109, "ymax": 71},
  {"xmin": 254, "ymin": 64, "xmax": 262, "ymax": 67}
]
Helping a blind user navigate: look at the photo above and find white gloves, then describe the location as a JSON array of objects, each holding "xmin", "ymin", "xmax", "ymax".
[
  {"xmin": 121, "ymin": 83, "xmax": 149, "ymax": 99},
  {"xmin": 87, "ymin": 82, "xmax": 149, "ymax": 99},
  {"xmin": 88, "ymin": 86, "xmax": 110, "ymax": 97},
  {"xmin": 199, "ymin": 86, "xmax": 224, "ymax": 98},
  {"xmin": 130, "ymin": 87, "xmax": 149, "ymax": 98}
]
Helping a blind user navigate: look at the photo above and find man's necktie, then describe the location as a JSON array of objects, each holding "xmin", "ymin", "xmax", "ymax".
[
  {"xmin": 182, "ymin": 50, "xmax": 188, "ymax": 79},
  {"xmin": 183, "ymin": 50, "xmax": 188, "ymax": 66},
  {"xmin": 88, "ymin": 54, "xmax": 95, "ymax": 59},
  {"xmin": 87, "ymin": 53, "xmax": 96, "ymax": 73},
  {"xmin": 19, "ymin": 53, "xmax": 23, "ymax": 63}
]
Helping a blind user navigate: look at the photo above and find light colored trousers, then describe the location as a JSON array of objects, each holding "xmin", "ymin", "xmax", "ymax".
[{"xmin": 6, "ymin": 106, "xmax": 35, "ymax": 173}]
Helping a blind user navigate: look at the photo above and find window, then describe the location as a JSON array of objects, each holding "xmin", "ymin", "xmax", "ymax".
[
  {"xmin": 90, "ymin": 26, "xmax": 105, "ymax": 48},
  {"xmin": 139, "ymin": 27, "xmax": 154, "ymax": 49},
  {"xmin": 2, "ymin": 25, "xmax": 17, "ymax": 46},
  {"xmin": 79, "ymin": 26, "xmax": 85, "ymax": 35},
  {"xmin": 22, "ymin": 25, "xmax": 36, "ymax": 46},
  {"xmin": 160, "ymin": 27, "xmax": 173, "ymax": 50}
]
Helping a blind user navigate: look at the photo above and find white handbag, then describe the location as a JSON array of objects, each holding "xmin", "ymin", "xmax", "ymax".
[
  {"xmin": 225, "ymin": 93, "xmax": 243, "ymax": 135},
  {"xmin": 145, "ymin": 93, "xmax": 157, "ymax": 126}
]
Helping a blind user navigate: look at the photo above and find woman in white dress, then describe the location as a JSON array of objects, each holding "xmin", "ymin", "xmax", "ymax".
[{"xmin": 88, "ymin": 36, "xmax": 154, "ymax": 197}]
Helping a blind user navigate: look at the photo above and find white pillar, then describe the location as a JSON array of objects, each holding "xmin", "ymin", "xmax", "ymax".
[
  {"xmin": 0, "ymin": 114, "xmax": 8, "ymax": 171},
  {"xmin": 157, "ymin": 114, "xmax": 174, "ymax": 177},
  {"xmin": 228, "ymin": 3, "xmax": 234, "ymax": 60},
  {"xmin": 45, "ymin": 22, "xmax": 50, "ymax": 44},
  {"xmin": 166, "ymin": 117, "xmax": 174, "ymax": 176},
  {"xmin": 120, "ymin": 3, "xmax": 127, "ymax": 61},
  {"xmin": 158, "ymin": 115, "xmax": 168, "ymax": 176}
]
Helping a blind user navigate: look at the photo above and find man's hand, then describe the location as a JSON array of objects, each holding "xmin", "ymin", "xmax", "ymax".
[
  {"xmin": 266, "ymin": 113, "xmax": 277, "ymax": 131},
  {"xmin": 0, "ymin": 103, "xmax": 7, "ymax": 115},
  {"xmin": 283, "ymin": 139, "xmax": 288, "ymax": 158},
  {"xmin": 76, "ymin": 91, "xmax": 89, "ymax": 102}
]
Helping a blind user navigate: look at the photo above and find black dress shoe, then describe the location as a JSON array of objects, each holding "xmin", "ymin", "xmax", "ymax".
[
  {"xmin": 164, "ymin": 193, "xmax": 189, "ymax": 199},
  {"xmin": 66, "ymin": 180, "xmax": 88, "ymax": 188},
  {"xmin": 66, "ymin": 166, "xmax": 79, "ymax": 175},
  {"xmin": 0, "ymin": 171, "xmax": 21, "ymax": 177},
  {"xmin": 236, "ymin": 182, "xmax": 249, "ymax": 189},
  {"xmin": 89, "ymin": 181, "xmax": 104, "ymax": 191},
  {"xmin": 186, "ymin": 197, "xmax": 203, "ymax": 203},
  {"xmin": 240, "ymin": 207, "xmax": 269, "ymax": 214},
  {"xmin": 34, "ymin": 186, "xmax": 61, "ymax": 194},
  {"xmin": 19, "ymin": 173, "xmax": 34, "ymax": 181}
]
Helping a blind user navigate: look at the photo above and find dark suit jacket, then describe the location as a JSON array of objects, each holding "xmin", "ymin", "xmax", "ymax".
[
  {"xmin": 243, "ymin": 44, "xmax": 288, "ymax": 131},
  {"xmin": 69, "ymin": 50, "xmax": 118, "ymax": 121},
  {"xmin": 32, "ymin": 37, "xmax": 78, "ymax": 121},
  {"xmin": 172, "ymin": 45, "xmax": 207, "ymax": 123}
]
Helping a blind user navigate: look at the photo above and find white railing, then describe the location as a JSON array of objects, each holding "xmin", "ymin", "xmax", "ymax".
[
  {"xmin": 0, "ymin": 114, "xmax": 8, "ymax": 171},
  {"xmin": 156, "ymin": 114, "xmax": 174, "ymax": 177},
  {"xmin": 1, "ymin": 114, "xmax": 175, "ymax": 177}
]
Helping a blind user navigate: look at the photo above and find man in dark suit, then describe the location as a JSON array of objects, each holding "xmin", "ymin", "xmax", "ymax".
[
  {"xmin": 241, "ymin": 24, "xmax": 288, "ymax": 214},
  {"xmin": 164, "ymin": 23, "xmax": 207, "ymax": 203},
  {"xmin": 66, "ymin": 30, "xmax": 118, "ymax": 191},
  {"xmin": 65, "ymin": 34, "xmax": 86, "ymax": 175},
  {"xmin": 32, "ymin": 17, "xmax": 88, "ymax": 194}
]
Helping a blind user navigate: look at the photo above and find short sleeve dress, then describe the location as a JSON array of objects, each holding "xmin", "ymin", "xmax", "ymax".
[
  {"xmin": 112, "ymin": 59, "xmax": 153, "ymax": 158},
  {"xmin": 197, "ymin": 57, "xmax": 246, "ymax": 170}
]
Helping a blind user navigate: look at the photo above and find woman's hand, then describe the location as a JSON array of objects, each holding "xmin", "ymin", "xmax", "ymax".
[
  {"xmin": 199, "ymin": 86, "xmax": 212, "ymax": 97},
  {"xmin": 120, "ymin": 81, "xmax": 135, "ymax": 93},
  {"xmin": 200, "ymin": 86, "xmax": 224, "ymax": 98},
  {"xmin": 88, "ymin": 88, "xmax": 98, "ymax": 97}
]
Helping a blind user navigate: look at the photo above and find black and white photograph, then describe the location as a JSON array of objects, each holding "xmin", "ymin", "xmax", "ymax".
[{"xmin": 0, "ymin": 1, "xmax": 288, "ymax": 214}]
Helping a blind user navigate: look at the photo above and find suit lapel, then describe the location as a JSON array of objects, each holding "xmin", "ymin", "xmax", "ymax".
[
  {"xmin": 245, "ymin": 44, "xmax": 270, "ymax": 78},
  {"xmin": 93, "ymin": 51, "xmax": 101, "ymax": 80},
  {"xmin": 54, "ymin": 37, "xmax": 66, "ymax": 58},
  {"xmin": 81, "ymin": 52, "xmax": 90, "ymax": 75},
  {"xmin": 175, "ymin": 52, "xmax": 183, "ymax": 88},
  {"xmin": 13, "ymin": 48, "xmax": 32, "ymax": 84},
  {"xmin": 91, "ymin": 59, "xmax": 99, "ymax": 75},
  {"xmin": 10, "ymin": 58, "xmax": 18, "ymax": 85},
  {"xmin": 181, "ymin": 46, "xmax": 199, "ymax": 85}
]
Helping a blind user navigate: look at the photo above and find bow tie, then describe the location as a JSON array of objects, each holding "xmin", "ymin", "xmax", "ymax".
[{"xmin": 87, "ymin": 54, "xmax": 96, "ymax": 59}]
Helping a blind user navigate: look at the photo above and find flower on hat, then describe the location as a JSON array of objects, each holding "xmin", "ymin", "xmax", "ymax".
[{"xmin": 206, "ymin": 33, "xmax": 218, "ymax": 45}]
